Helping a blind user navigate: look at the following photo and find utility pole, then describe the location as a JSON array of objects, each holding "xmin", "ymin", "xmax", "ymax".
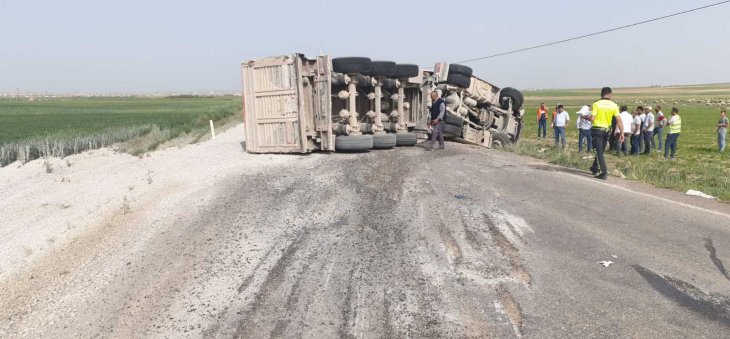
[{"xmin": 16, "ymin": 88, "xmax": 20, "ymax": 102}]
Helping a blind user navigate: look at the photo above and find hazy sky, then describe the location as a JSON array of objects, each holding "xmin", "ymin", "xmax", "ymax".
[{"xmin": 1, "ymin": 0, "xmax": 729, "ymax": 93}]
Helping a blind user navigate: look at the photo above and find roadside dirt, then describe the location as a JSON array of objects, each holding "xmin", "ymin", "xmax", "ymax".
[{"xmin": 2, "ymin": 125, "xmax": 729, "ymax": 338}]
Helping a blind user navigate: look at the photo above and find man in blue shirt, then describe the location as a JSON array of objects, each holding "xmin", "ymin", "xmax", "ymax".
[{"xmin": 427, "ymin": 91, "xmax": 445, "ymax": 150}]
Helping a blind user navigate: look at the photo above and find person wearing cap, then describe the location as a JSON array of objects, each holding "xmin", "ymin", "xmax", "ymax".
[
  {"xmin": 642, "ymin": 106, "xmax": 655, "ymax": 154},
  {"xmin": 576, "ymin": 105, "xmax": 593, "ymax": 154},
  {"xmin": 664, "ymin": 107, "xmax": 681, "ymax": 159},
  {"xmin": 585, "ymin": 87, "xmax": 623, "ymax": 180},
  {"xmin": 536, "ymin": 103, "xmax": 548, "ymax": 138}
]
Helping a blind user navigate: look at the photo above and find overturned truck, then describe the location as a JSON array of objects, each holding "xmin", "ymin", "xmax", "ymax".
[{"xmin": 241, "ymin": 54, "xmax": 524, "ymax": 153}]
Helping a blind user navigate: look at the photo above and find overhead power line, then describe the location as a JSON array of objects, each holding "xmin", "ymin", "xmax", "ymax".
[{"xmin": 454, "ymin": 1, "xmax": 730, "ymax": 64}]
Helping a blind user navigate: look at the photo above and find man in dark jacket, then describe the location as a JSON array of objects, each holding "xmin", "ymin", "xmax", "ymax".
[{"xmin": 427, "ymin": 91, "xmax": 445, "ymax": 150}]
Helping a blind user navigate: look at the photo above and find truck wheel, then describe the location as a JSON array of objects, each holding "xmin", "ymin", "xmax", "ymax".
[
  {"xmin": 499, "ymin": 87, "xmax": 524, "ymax": 111},
  {"xmin": 491, "ymin": 131, "xmax": 512, "ymax": 148},
  {"xmin": 335, "ymin": 134, "xmax": 373, "ymax": 152},
  {"xmin": 333, "ymin": 57, "xmax": 371, "ymax": 74},
  {"xmin": 443, "ymin": 124, "xmax": 463, "ymax": 137},
  {"xmin": 372, "ymin": 133, "xmax": 397, "ymax": 149},
  {"xmin": 448, "ymin": 64, "xmax": 473, "ymax": 77},
  {"xmin": 444, "ymin": 112, "xmax": 465, "ymax": 127},
  {"xmin": 395, "ymin": 132, "xmax": 417, "ymax": 146},
  {"xmin": 446, "ymin": 74, "xmax": 471, "ymax": 88},
  {"xmin": 395, "ymin": 64, "xmax": 419, "ymax": 79},
  {"xmin": 366, "ymin": 61, "xmax": 397, "ymax": 78}
]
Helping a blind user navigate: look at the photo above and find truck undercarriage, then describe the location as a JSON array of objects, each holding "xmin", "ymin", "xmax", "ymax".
[{"xmin": 241, "ymin": 54, "xmax": 524, "ymax": 153}]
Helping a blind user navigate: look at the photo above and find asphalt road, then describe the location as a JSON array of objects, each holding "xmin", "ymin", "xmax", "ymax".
[{"xmin": 2, "ymin": 142, "xmax": 730, "ymax": 338}]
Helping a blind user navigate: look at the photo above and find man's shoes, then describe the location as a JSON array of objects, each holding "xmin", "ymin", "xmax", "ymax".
[{"xmin": 594, "ymin": 173, "xmax": 608, "ymax": 180}]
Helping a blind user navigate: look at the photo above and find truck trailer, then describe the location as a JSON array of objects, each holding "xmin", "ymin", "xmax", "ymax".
[{"xmin": 241, "ymin": 54, "xmax": 524, "ymax": 153}]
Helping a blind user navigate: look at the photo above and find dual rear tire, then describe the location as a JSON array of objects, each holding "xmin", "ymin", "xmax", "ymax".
[{"xmin": 335, "ymin": 132, "xmax": 417, "ymax": 152}]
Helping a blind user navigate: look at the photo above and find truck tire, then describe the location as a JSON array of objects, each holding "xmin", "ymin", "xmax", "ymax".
[
  {"xmin": 395, "ymin": 64, "xmax": 419, "ymax": 78},
  {"xmin": 333, "ymin": 57, "xmax": 371, "ymax": 74},
  {"xmin": 491, "ymin": 131, "xmax": 512, "ymax": 148},
  {"xmin": 444, "ymin": 112, "xmax": 465, "ymax": 127},
  {"xmin": 443, "ymin": 124, "xmax": 463, "ymax": 137},
  {"xmin": 395, "ymin": 132, "xmax": 417, "ymax": 146},
  {"xmin": 499, "ymin": 87, "xmax": 524, "ymax": 111},
  {"xmin": 366, "ymin": 61, "xmax": 397, "ymax": 78},
  {"xmin": 335, "ymin": 134, "xmax": 373, "ymax": 152},
  {"xmin": 372, "ymin": 133, "xmax": 396, "ymax": 149},
  {"xmin": 446, "ymin": 73, "xmax": 471, "ymax": 88},
  {"xmin": 448, "ymin": 64, "xmax": 473, "ymax": 77}
]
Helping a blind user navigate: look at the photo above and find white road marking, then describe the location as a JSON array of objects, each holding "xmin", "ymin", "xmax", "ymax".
[{"xmin": 568, "ymin": 172, "xmax": 730, "ymax": 219}]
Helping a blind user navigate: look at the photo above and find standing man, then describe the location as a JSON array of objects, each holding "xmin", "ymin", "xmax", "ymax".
[
  {"xmin": 576, "ymin": 105, "xmax": 593, "ymax": 154},
  {"xmin": 653, "ymin": 106, "xmax": 665, "ymax": 151},
  {"xmin": 586, "ymin": 87, "xmax": 623, "ymax": 180},
  {"xmin": 553, "ymin": 105, "xmax": 570, "ymax": 148},
  {"xmin": 537, "ymin": 103, "xmax": 548, "ymax": 138},
  {"xmin": 643, "ymin": 106, "xmax": 655, "ymax": 154},
  {"xmin": 631, "ymin": 108, "xmax": 642, "ymax": 155},
  {"xmin": 664, "ymin": 107, "xmax": 682, "ymax": 160},
  {"xmin": 637, "ymin": 106, "xmax": 646, "ymax": 153},
  {"xmin": 427, "ymin": 91, "xmax": 445, "ymax": 150},
  {"xmin": 617, "ymin": 105, "xmax": 633, "ymax": 156},
  {"xmin": 718, "ymin": 110, "xmax": 728, "ymax": 152}
]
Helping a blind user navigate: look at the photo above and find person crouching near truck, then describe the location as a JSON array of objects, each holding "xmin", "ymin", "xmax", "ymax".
[
  {"xmin": 537, "ymin": 103, "xmax": 548, "ymax": 138},
  {"xmin": 427, "ymin": 91, "xmax": 446, "ymax": 150},
  {"xmin": 586, "ymin": 87, "xmax": 623, "ymax": 180}
]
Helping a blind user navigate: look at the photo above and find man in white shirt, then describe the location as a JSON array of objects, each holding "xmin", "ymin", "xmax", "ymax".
[
  {"xmin": 653, "ymin": 106, "xmax": 665, "ymax": 151},
  {"xmin": 631, "ymin": 108, "xmax": 642, "ymax": 155},
  {"xmin": 553, "ymin": 104, "xmax": 570, "ymax": 148},
  {"xmin": 576, "ymin": 105, "xmax": 593, "ymax": 153},
  {"xmin": 638, "ymin": 106, "xmax": 646, "ymax": 153},
  {"xmin": 642, "ymin": 106, "xmax": 655, "ymax": 154},
  {"xmin": 616, "ymin": 105, "xmax": 633, "ymax": 155}
]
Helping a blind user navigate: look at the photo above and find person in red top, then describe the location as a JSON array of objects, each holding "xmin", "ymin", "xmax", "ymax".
[{"xmin": 536, "ymin": 103, "xmax": 548, "ymax": 138}]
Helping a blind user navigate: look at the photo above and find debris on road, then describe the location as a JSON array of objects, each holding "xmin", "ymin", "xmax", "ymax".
[
  {"xmin": 598, "ymin": 261, "xmax": 614, "ymax": 268},
  {"xmin": 685, "ymin": 189, "xmax": 716, "ymax": 199}
]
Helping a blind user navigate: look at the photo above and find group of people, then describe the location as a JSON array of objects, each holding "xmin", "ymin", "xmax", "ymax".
[
  {"xmin": 537, "ymin": 101, "xmax": 686, "ymax": 159},
  {"xmin": 537, "ymin": 87, "xmax": 704, "ymax": 180}
]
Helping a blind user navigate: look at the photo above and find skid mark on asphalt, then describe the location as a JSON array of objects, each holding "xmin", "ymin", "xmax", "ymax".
[
  {"xmin": 495, "ymin": 283, "xmax": 525, "ymax": 337},
  {"xmin": 437, "ymin": 221, "xmax": 463, "ymax": 268},
  {"xmin": 633, "ymin": 265, "xmax": 730, "ymax": 326},
  {"xmin": 704, "ymin": 238, "xmax": 730, "ymax": 282},
  {"xmin": 484, "ymin": 213, "xmax": 532, "ymax": 287},
  {"xmin": 235, "ymin": 228, "xmax": 310, "ymax": 337}
]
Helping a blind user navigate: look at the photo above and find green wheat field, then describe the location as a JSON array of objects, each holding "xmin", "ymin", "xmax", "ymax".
[{"xmin": 0, "ymin": 95, "xmax": 241, "ymax": 166}]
